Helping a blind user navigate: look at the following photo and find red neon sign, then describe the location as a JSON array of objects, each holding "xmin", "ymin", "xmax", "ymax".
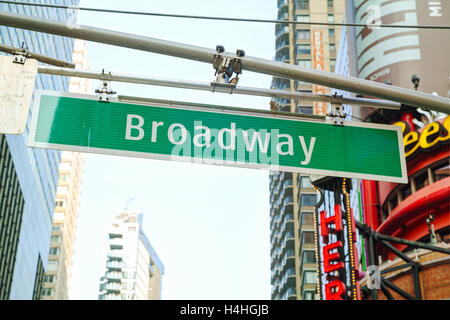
[{"xmin": 320, "ymin": 204, "xmax": 346, "ymax": 300}]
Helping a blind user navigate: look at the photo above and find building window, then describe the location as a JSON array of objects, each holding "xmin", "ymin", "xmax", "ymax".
[
  {"xmin": 297, "ymin": 44, "xmax": 311, "ymax": 55},
  {"xmin": 285, "ymin": 230, "xmax": 295, "ymax": 239},
  {"xmin": 303, "ymin": 271, "xmax": 317, "ymax": 284},
  {"xmin": 330, "ymin": 59, "xmax": 336, "ymax": 71},
  {"xmin": 302, "ymin": 212, "xmax": 314, "ymax": 225},
  {"xmin": 297, "ymin": 106, "xmax": 313, "ymax": 114},
  {"xmin": 52, "ymin": 224, "xmax": 62, "ymax": 232},
  {"xmin": 287, "ymin": 287, "xmax": 297, "ymax": 296},
  {"xmin": 41, "ymin": 288, "xmax": 54, "ymax": 297},
  {"xmin": 414, "ymin": 170, "xmax": 430, "ymax": 190},
  {"xmin": 302, "ymin": 251, "xmax": 316, "ymax": 264},
  {"xmin": 302, "ymin": 231, "xmax": 315, "ymax": 244},
  {"xmin": 297, "ymin": 59, "xmax": 311, "ymax": 68},
  {"xmin": 329, "ymin": 28, "xmax": 335, "ymax": 38},
  {"xmin": 301, "ymin": 194, "xmax": 316, "ymax": 207},
  {"xmin": 328, "ymin": 14, "xmax": 334, "ymax": 22},
  {"xmin": 0, "ymin": 135, "xmax": 25, "ymax": 300},
  {"xmin": 49, "ymin": 247, "xmax": 60, "ymax": 256},
  {"xmin": 55, "ymin": 200, "xmax": 65, "ymax": 208},
  {"xmin": 296, "ymin": 15, "xmax": 310, "ymax": 22},
  {"xmin": 297, "ymin": 80, "xmax": 311, "ymax": 87},
  {"xmin": 296, "ymin": 29, "xmax": 311, "ymax": 40},
  {"xmin": 300, "ymin": 176, "xmax": 313, "ymax": 188},
  {"xmin": 122, "ymin": 281, "xmax": 135, "ymax": 290},
  {"xmin": 296, "ymin": 0, "xmax": 309, "ymax": 10},
  {"xmin": 303, "ymin": 291, "xmax": 316, "ymax": 300},
  {"xmin": 400, "ymin": 184, "xmax": 412, "ymax": 200},
  {"xmin": 433, "ymin": 161, "xmax": 450, "ymax": 182},
  {"xmin": 286, "ymin": 248, "xmax": 295, "ymax": 257},
  {"xmin": 47, "ymin": 260, "xmax": 58, "ymax": 271},
  {"xmin": 387, "ymin": 196, "xmax": 398, "ymax": 215},
  {"xmin": 327, "ymin": 0, "xmax": 334, "ymax": 8},
  {"xmin": 32, "ymin": 255, "xmax": 45, "ymax": 300},
  {"xmin": 50, "ymin": 235, "xmax": 61, "ymax": 243},
  {"xmin": 44, "ymin": 275, "xmax": 56, "ymax": 283},
  {"xmin": 329, "ymin": 43, "xmax": 336, "ymax": 52}
]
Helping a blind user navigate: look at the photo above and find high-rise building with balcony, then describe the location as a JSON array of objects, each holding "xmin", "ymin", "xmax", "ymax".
[
  {"xmin": 40, "ymin": 39, "xmax": 90, "ymax": 300},
  {"xmin": 269, "ymin": 0, "xmax": 345, "ymax": 300},
  {"xmin": 0, "ymin": 0, "xmax": 79, "ymax": 300},
  {"xmin": 98, "ymin": 211, "xmax": 164, "ymax": 300}
]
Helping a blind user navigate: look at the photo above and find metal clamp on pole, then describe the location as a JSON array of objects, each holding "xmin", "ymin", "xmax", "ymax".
[
  {"xmin": 12, "ymin": 42, "xmax": 29, "ymax": 65},
  {"xmin": 211, "ymin": 45, "xmax": 244, "ymax": 94},
  {"xmin": 328, "ymin": 100, "xmax": 346, "ymax": 126},
  {"xmin": 95, "ymin": 69, "xmax": 116, "ymax": 102}
]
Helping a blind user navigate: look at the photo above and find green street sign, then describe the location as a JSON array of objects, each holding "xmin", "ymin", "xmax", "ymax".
[{"xmin": 28, "ymin": 91, "xmax": 407, "ymax": 183}]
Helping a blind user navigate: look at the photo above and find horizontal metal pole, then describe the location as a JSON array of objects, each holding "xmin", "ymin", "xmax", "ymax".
[
  {"xmin": 356, "ymin": 220, "xmax": 450, "ymax": 255},
  {"xmin": 37, "ymin": 65, "xmax": 401, "ymax": 109},
  {"xmin": 1, "ymin": 11, "xmax": 449, "ymax": 113},
  {"xmin": 0, "ymin": 43, "xmax": 75, "ymax": 68},
  {"xmin": 380, "ymin": 239, "xmax": 417, "ymax": 266},
  {"xmin": 117, "ymin": 95, "xmax": 325, "ymax": 121},
  {"xmin": 374, "ymin": 232, "xmax": 450, "ymax": 255}
]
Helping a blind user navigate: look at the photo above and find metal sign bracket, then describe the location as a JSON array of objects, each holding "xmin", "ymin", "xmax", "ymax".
[
  {"xmin": 328, "ymin": 100, "xmax": 346, "ymax": 126},
  {"xmin": 211, "ymin": 45, "xmax": 244, "ymax": 91},
  {"xmin": 95, "ymin": 69, "xmax": 116, "ymax": 102},
  {"xmin": 12, "ymin": 42, "xmax": 29, "ymax": 65}
]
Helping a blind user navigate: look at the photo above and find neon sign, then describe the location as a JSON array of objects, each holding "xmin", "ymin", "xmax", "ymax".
[{"xmin": 316, "ymin": 178, "xmax": 361, "ymax": 300}]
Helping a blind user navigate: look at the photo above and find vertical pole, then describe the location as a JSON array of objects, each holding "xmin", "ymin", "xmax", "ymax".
[
  {"xmin": 412, "ymin": 264, "xmax": 422, "ymax": 299},
  {"xmin": 367, "ymin": 232, "xmax": 378, "ymax": 300}
]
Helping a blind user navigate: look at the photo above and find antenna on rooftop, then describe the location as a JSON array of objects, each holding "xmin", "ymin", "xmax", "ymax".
[{"xmin": 125, "ymin": 196, "xmax": 136, "ymax": 211}]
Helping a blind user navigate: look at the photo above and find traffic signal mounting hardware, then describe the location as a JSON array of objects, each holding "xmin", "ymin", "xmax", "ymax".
[
  {"xmin": 211, "ymin": 45, "xmax": 245, "ymax": 94},
  {"xmin": 95, "ymin": 69, "xmax": 116, "ymax": 102}
]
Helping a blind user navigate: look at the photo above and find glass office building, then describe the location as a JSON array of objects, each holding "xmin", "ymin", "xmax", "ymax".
[{"xmin": 0, "ymin": 0, "xmax": 79, "ymax": 299}]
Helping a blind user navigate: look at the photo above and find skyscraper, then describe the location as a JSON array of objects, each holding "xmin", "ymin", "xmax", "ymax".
[
  {"xmin": 0, "ymin": 1, "xmax": 79, "ymax": 300},
  {"xmin": 40, "ymin": 39, "xmax": 90, "ymax": 300},
  {"xmin": 270, "ymin": 0, "xmax": 345, "ymax": 300},
  {"xmin": 98, "ymin": 211, "xmax": 164, "ymax": 300}
]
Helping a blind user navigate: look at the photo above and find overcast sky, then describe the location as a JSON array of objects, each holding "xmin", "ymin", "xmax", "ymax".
[{"xmin": 68, "ymin": 0, "xmax": 277, "ymax": 300}]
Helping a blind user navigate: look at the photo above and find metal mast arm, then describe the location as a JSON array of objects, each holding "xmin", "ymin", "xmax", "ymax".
[
  {"xmin": 1, "ymin": 11, "xmax": 449, "ymax": 113},
  {"xmin": 37, "ymin": 65, "xmax": 402, "ymax": 109},
  {"xmin": 0, "ymin": 43, "xmax": 75, "ymax": 68}
]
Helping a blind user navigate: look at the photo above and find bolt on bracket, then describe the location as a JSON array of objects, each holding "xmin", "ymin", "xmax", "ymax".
[
  {"xmin": 327, "ymin": 100, "xmax": 346, "ymax": 125},
  {"xmin": 211, "ymin": 45, "xmax": 245, "ymax": 93},
  {"xmin": 95, "ymin": 69, "xmax": 116, "ymax": 102},
  {"xmin": 12, "ymin": 42, "xmax": 30, "ymax": 65}
]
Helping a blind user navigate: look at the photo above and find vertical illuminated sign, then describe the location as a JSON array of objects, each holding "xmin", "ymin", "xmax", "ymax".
[
  {"xmin": 312, "ymin": 30, "xmax": 327, "ymax": 115},
  {"xmin": 316, "ymin": 178, "xmax": 362, "ymax": 300}
]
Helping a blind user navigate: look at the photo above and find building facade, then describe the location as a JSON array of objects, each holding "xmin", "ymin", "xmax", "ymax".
[
  {"xmin": 332, "ymin": 0, "xmax": 450, "ymax": 300},
  {"xmin": 0, "ymin": 0, "xmax": 79, "ymax": 300},
  {"xmin": 270, "ymin": 0, "xmax": 345, "ymax": 300},
  {"xmin": 40, "ymin": 39, "xmax": 90, "ymax": 300},
  {"xmin": 98, "ymin": 212, "xmax": 164, "ymax": 300}
]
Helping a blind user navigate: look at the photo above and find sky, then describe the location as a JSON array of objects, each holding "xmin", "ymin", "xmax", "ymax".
[{"xmin": 68, "ymin": 0, "xmax": 278, "ymax": 300}]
